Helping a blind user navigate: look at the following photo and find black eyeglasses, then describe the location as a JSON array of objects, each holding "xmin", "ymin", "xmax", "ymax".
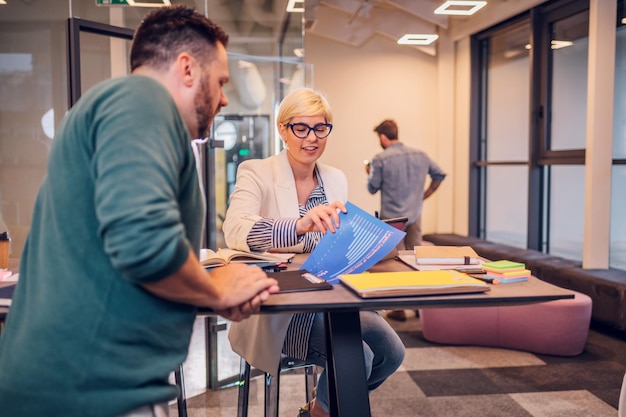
[{"xmin": 285, "ymin": 123, "xmax": 333, "ymax": 139}]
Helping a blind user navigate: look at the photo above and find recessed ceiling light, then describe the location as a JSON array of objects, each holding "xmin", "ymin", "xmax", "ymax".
[
  {"xmin": 397, "ymin": 34, "xmax": 439, "ymax": 46},
  {"xmin": 126, "ymin": 0, "xmax": 171, "ymax": 7},
  {"xmin": 0, "ymin": 0, "xmax": 7, "ymax": 4},
  {"xmin": 434, "ymin": 1, "xmax": 487, "ymax": 16},
  {"xmin": 286, "ymin": 0, "xmax": 304, "ymax": 12},
  {"xmin": 522, "ymin": 41, "xmax": 573, "ymax": 51}
]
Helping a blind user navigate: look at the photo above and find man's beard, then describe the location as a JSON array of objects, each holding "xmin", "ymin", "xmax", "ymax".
[{"xmin": 194, "ymin": 77, "xmax": 217, "ymax": 139}]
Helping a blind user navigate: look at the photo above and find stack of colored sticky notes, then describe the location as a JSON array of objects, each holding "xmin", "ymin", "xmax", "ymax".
[{"xmin": 481, "ymin": 260, "xmax": 530, "ymax": 283}]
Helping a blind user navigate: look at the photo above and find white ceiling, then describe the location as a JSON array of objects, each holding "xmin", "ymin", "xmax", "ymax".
[
  {"xmin": 0, "ymin": 0, "xmax": 548, "ymax": 59},
  {"xmin": 304, "ymin": 0, "xmax": 449, "ymax": 56},
  {"xmin": 220, "ymin": 0, "xmax": 550, "ymax": 59},
  {"xmin": 303, "ymin": 0, "xmax": 551, "ymax": 56}
]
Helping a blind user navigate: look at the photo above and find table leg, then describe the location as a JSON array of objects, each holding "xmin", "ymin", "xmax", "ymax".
[{"xmin": 324, "ymin": 310, "xmax": 371, "ymax": 417}]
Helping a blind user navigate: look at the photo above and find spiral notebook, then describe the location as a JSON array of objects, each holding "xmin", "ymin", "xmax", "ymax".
[{"xmin": 267, "ymin": 270, "xmax": 333, "ymax": 294}]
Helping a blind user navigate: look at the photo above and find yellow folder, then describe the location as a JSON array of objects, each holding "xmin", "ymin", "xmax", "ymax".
[{"xmin": 339, "ymin": 270, "xmax": 490, "ymax": 298}]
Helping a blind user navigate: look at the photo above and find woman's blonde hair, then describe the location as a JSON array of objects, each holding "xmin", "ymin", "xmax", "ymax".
[{"xmin": 276, "ymin": 88, "xmax": 333, "ymax": 126}]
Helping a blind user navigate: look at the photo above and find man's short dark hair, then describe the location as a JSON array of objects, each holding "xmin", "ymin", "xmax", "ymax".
[
  {"xmin": 130, "ymin": 5, "xmax": 229, "ymax": 71},
  {"xmin": 373, "ymin": 119, "xmax": 398, "ymax": 140}
]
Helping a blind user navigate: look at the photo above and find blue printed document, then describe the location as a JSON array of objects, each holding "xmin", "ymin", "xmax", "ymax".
[{"xmin": 301, "ymin": 202, "xmax": 406, "ymax": 284}]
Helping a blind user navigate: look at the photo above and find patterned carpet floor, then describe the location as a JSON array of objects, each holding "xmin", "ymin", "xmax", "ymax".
[{"xmin": 169, "ymin": 312, "xmax": 626, "ymax": 417}]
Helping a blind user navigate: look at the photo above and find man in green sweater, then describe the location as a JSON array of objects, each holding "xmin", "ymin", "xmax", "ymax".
[{"xmin": 0, "ymin": 6, "xmax": 278, "ymax": 417}]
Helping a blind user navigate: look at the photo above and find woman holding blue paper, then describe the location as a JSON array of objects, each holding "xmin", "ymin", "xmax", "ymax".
[{"xmin": 223, "ymin": 88, "xmax": 405, "ymax": 417}]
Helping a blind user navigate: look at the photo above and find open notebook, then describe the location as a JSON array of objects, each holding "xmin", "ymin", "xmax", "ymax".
[{"xmin": 199, "ymin": 248, "xmax": 294, "ymax": 268}]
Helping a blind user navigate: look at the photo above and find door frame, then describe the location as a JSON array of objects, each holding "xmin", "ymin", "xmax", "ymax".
[{"xmin": 67, "ymin": 17, "xmax": 134, "ymax": 106}]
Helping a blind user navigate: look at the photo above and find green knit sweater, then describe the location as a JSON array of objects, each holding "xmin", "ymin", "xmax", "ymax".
[{"xmin": 0, "ymin": 75, "xmax": 204, "ymax": 417}]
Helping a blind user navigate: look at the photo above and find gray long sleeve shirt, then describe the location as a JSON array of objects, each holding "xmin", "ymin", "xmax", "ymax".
[{"xmin": 367, "ymin": 142, "xmax": 446, "ymax": 224}]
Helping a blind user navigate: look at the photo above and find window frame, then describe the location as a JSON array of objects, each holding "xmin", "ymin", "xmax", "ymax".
[{"xmin": 470, "ymin": 0, "xmax": 613, "ymax": 254}]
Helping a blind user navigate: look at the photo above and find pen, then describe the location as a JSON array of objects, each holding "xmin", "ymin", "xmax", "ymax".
[{"xmin": 469, "ymin": 274, "xmax": 499, "ymax": 284}]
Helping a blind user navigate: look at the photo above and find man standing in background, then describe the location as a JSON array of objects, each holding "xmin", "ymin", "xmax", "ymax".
[{"xmin": 366, "ymin": 119, "xmax": 446, "ymax": 320}]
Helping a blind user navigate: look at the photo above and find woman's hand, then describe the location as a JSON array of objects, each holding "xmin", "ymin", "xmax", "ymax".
[{"xmin": 296, "ymin": 201, "xmax": 347, "ymax": 235}]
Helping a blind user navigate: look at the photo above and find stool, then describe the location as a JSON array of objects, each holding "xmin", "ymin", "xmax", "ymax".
[
  {"xmin": 419, "ymin": 290, "xmax": 592, "ymax": 356},
  {"xmin": 237, "ymin": 356, "xmax": 318, "ymax": 417}
]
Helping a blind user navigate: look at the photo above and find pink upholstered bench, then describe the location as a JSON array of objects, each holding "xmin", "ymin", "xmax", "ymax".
[{"xmin": 418, "ymin": 291, "xmax": 592, "ymax": 356}]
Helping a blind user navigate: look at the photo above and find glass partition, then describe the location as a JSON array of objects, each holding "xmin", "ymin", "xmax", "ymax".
[
  {"xmin": 0, "ymin": 0, "xmax": 69, "ymax": 259},
  {"xmin": 0, "ymin": 0, "xmax": 304, "ymax": 260},
  {"xmin": 612, "ymin": 22, "xmax": 626, "ymax": 270},
  {"xmin": 548, "ymin": 165, "xmax": 585, "ymax": 260},
  {"xmin": 477, "ymin": 20, "xmax": 531, "ymax": 248},
  {"xmin": 549, "ymin": 9, "xmax": 589, "ymax": 151},
  {"xmin": 485, "ymin": 166, "xmax": 529, "ymax": 248}
]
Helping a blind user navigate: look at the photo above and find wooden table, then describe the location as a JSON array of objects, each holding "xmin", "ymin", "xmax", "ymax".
[{"xmin": 257, "ymin": 253, "xmax": 574, "ymax": 417}]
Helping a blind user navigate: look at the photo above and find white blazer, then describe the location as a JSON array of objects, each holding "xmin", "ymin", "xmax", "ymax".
[{"xmin": 223, "ymin": 150, "xmax": 348, "ymax": 374}]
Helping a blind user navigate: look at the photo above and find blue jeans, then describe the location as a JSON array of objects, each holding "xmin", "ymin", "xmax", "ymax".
[
  {"xmin": 305, "ymin": 310, "xmax": 405, "ymax": 413},
  {"xmin": 396, "ymin": 218, "xmax": 422, "ymax": 250}
]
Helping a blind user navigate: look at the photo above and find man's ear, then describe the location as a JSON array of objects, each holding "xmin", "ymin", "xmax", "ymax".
[{"xmin": 175, "ymin": 52, "xmax": 196, "ymax": 88}]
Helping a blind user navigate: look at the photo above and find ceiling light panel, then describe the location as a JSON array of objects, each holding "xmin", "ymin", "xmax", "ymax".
[
  {"xmin": 125, "ymin": 0, "xmax": 171, "ymax": 7},
  {"xmin": 435, "ymin": 1, "xmax": 487, "ymax": 16},
  {"xmin": 397, "ymin": 34, "xmax": 439, "ymax": 46},
  {"xmin": 286, "ymin": 0, "xmax": 304, "ymax": 13}
]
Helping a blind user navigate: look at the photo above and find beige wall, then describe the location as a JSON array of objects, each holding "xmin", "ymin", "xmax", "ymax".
[
  {"xmin": 305, "ymin": 34, "xmax": 446, "ymax": 235},
  {"xmin": 304, "ymin": 1, "xmax": 549, "ymax": 238}
]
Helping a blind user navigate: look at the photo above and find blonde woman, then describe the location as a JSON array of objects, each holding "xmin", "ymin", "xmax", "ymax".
[{"xmin": 223, "ymin": 88, "xmax": 405, "ymax": 417}]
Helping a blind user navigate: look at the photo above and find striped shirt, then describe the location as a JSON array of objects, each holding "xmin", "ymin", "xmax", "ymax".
[{"xmin": 247, "ymin": 167, "xmax": 326, "ymax": 360}]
